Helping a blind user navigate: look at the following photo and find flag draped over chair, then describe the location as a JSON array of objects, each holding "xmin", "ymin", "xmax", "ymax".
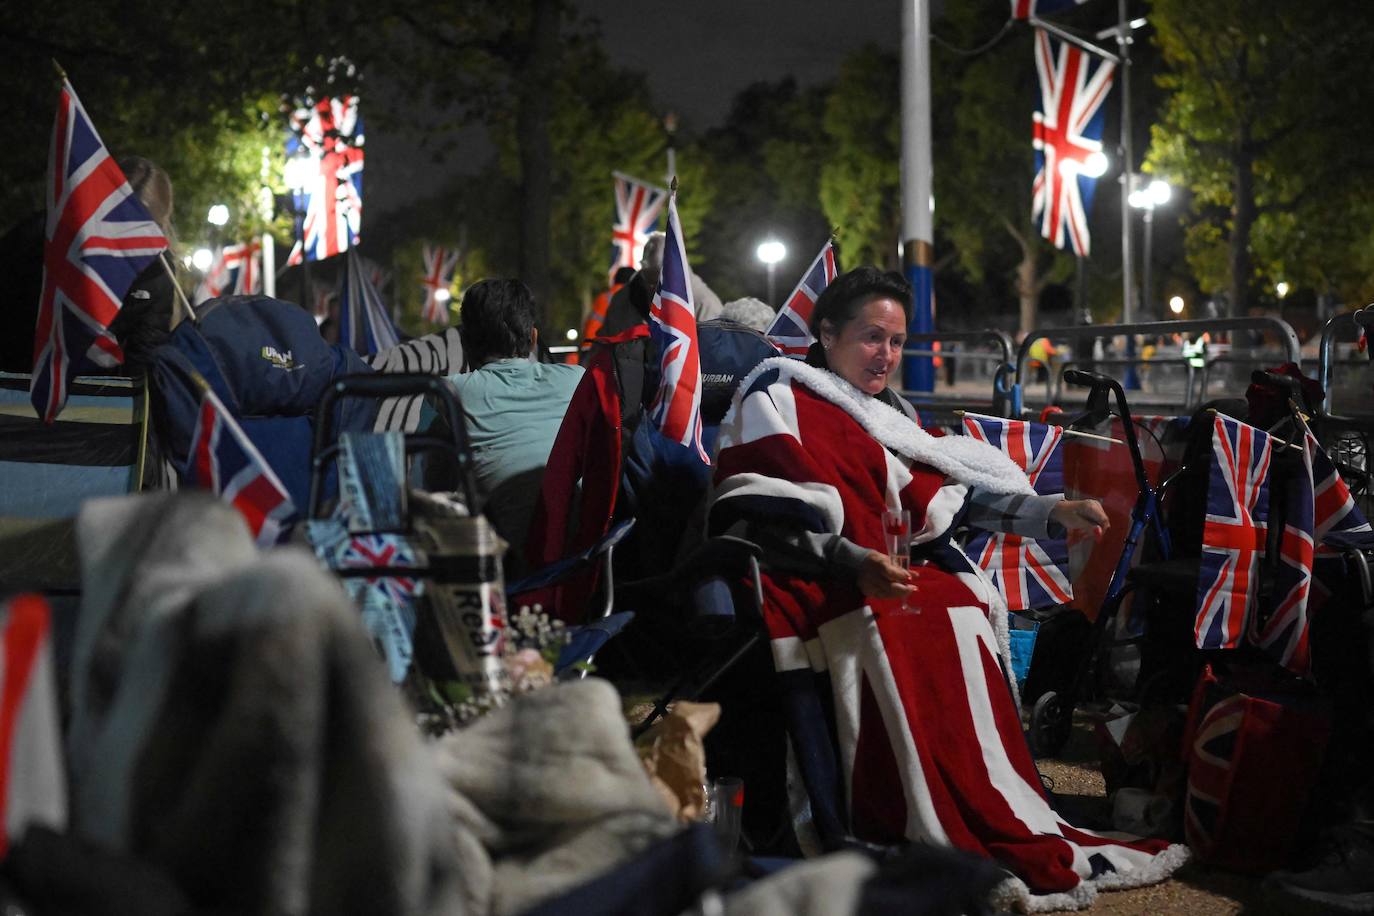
[
  {"xmin": 31, "ymin": 78, "xmax": 169, "ymax": 424},
  {"xmin": 1031, "ymin": 28, "xmax": 1115, "ymax": 256},
  {"xmin": 961, "ymin": 414, "xmax": 1073, "ymax": 610},
  {"xmin": 765, "ymin": 240, "xmax": 838, "ymax": 358},
  {"xmin": 648, "ymin": 184, "xmax": 707, "ymax": 464}
]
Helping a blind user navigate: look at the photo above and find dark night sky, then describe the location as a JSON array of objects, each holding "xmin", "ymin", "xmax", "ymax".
[{"xmin": 368, "ymin": 0, "xmax": 923, "ymax": 216}]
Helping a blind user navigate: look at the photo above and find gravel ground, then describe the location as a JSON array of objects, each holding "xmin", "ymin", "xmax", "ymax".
[{"xmin": 1037, "ymin": 713, "xmax": 1269, "ymax": 914}]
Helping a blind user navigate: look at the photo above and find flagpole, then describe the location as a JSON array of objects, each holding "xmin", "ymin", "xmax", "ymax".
[
  {"xmin": 159, "ymin": 252, "xmax": 194, "ymax": 324},
  {"xmin": 900, "ymin": 0, "xmax": 935, "ymax": 393},
  {"xmin": 1115, "ymin": 0, "xmax": 1139, "ymax": 390}
]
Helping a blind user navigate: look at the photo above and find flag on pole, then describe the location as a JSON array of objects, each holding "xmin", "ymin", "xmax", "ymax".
[
  {"xmin": 31, "ymin": 78, "xmax": 169, "ymax": 424},
  {"xmin": 1195, "ymin": 415, "xmax": 1272, "ymax": 651},
  {"xmin": 285, "ymin": 95, "xmax": 364, "ymax": 264},
  {"xmin": 961, "ymin": 414, "xmax": 1073, "ymax": 609},
  {"xmin": 420, "ymin": 244, "xmax": 459, "ymax": 325},
  {"xmin": 648, "ymin": 185, "xmax": 708, "ymax": 464},
  {"xmin": 609, "ymin": 172, "xmax": 667, "ymax": 282},
  {"xmin": 185, "ymin": 381, "xmax": 297, "ymax": 546},
  {"xmin": 339, "ymin": 247, "xmax": 400, "ymax": 356},
  {"xmin": 765, "ymin": 240, "xmax": 839, "ymax": 358},
  {"xmin": 1012, "ymin": 0, "xmax": 1092, "ymax": 18},
  {"xmin": 0, "ymin": 594, "xmax": 67, "ymax": 859},
  {"xmin": 193, "ymin": 240, "xmax": 263, "ymax": 304},
  {"xmin": 1251, "ymin": 431, "xmax": 1317, "ymax": 675},
  {"xmin": 1031, "ymin": 28, "xmax": 1116, "ymax": 256}
]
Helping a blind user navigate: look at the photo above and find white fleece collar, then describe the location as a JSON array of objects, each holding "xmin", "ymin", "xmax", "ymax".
[{"xmin": 737, "ymin": 357, "xmax": 1034, "ymax": 496}]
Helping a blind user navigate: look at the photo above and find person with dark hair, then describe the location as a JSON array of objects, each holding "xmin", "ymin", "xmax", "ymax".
[
  {"xmin": 447, "ymin": 279, "xmax": 582, "ymax": 569},
  {"xmin": 708, "ymin": 266, "xmax": 1185, "ymax": 907}
]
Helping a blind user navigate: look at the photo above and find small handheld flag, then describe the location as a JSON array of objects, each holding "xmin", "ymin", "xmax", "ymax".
[
  {"xmin": 765, "ymin": 240, "xmax": 839, "ymax": 357},
  {"xmin": 185, "ymin": 380, "xmax": 297, "ymax": 547},
  {"xmin": 31, "ymin": 77, "xmax": 169, "ymax": 423},
  {"xmin": 648, "ymin": 180, "xmax": 708, "ymax": 464}
]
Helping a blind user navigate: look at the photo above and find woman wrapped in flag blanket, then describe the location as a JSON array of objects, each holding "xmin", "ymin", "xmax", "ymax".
[{"xmin": 707, "ymin": 267, "xmax": 1187, "ymax": 911}]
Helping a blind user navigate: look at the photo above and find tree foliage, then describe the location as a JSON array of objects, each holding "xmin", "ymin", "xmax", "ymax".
[{"xmin": 1147, "ymin": 0, "xmax": 1374, "ymax": 311}]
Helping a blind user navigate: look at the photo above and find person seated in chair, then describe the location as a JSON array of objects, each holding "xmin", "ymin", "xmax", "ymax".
[
  {"xmin": 708, "ymin": 266, "xmax": 1187, "ymax": 908},
  {"xmin": 447, "ymin": 279, "xmax": 582, "ymax": 574}
]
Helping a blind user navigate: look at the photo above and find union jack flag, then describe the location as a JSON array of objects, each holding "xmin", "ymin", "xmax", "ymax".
[
  {"xmin": 961, "ymin": 414, "xmax": 1072, "ymax": 609},
  {"xmin": 648, "ymin": 187, "xmax": 708, "ymax": 464},
  {"xmin": 1184, "ymin": 691, "xmax": 1244, "ymax": 854},
  {"xmin": 338, "ymin": 534, "xmax": 422, "ymax": 603},
  {"xmin": 1251, "ymin": 432, "xmax": 1316, "ymax": 675},
  {"xmin": 609, "ymin": 172, "xmax": 667, "ymax": 282},
  {"xmin": 1012, "ymin": 0, "xmax": 1092, "ymax": 18},
  {"xmin": 186, "ymin": 383, "xmax": 297, "ymax": 547},
  {"xmin": 193, "ymin": 240, "xmax": 262, "ymax": 305},
  {"xmin": 765, "ymin": 240, "xmax": 839, "ymax": 358},
  {"xmin": 1195, "ymin": 416, "xmax": 1272, "ymax": 651},
  {"xmin": 286, "ymin": 95, "xmax": 364, "ymax": 264},
  {"xmin": 1031, "ymin": 28, "xmax": 1116, "ymax": 256},
  {"xmin": 339, "ymin": 247, "xmax": 400, "ymax": 356},
  {"xmin": 420, "ymin": 244, "xmax": 459, "ymax": 325},
  {"xmin": 31, "ymin": 79, "xmax": 168, "ymax": 424},
  {"xmin": 1311, "ymin": 434, "xmax": 1374, "ymax": 549}
]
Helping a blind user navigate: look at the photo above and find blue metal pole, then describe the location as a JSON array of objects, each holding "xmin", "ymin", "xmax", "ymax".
[{"xmin": 900, "ymin": 0, "xmax": 935, "ymax": 393}]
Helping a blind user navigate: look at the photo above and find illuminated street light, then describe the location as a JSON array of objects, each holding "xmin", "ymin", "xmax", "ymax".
[
  {"xmin": 434, "ymin": 288, "xmax": 451, "ymax": 304},
  {"xmin": 1169, "ymin": 295, "xmax": 1185, "ymax": 315},
  {"xmin": 207, "ymin": 204, "xmax": 230, "ymax": 227},
  {"xmin": 191, "ymin": 247, "xmax": 214, "ymax": 272},
  {"xmin": 565, "ymin": 328, "xmax": 578, "ymax": 341},
  {"xmin": 1276, "ymin": 281, "xmax": 1290, "ymax": 298},
  {"xmin": 756, "ymin": 239, "xmax": 787, "ymax": 304},
  {"xmin": 1129, "ymin": 175, "xmax": 1174, "ymax": 317},
  {"xmin": 1082, "ymin": 150, "xmax": 1109, "ymax": 178}
]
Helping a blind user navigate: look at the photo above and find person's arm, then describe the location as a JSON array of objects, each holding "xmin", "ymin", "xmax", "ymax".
[
  {"xmin": 747, "ymin": 523, "xmax": 911, "ymax": 600},
  {"xmin": 965, "ymin": 489, "xmax": 1109, "ymax": 541}
]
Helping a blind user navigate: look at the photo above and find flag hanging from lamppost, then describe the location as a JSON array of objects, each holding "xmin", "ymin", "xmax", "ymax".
[{"xmin": 286, "ymin": 95, "xmax": 364, "ymax": 264}]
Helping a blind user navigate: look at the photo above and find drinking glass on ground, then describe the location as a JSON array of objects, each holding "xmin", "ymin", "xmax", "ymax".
[{"xmin": 710, "ymin": 776, "xmax": 744, "ymax": 855}]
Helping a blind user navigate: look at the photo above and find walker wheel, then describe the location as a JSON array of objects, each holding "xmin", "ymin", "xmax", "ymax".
[{"xmin": 1029, "ymin": 690, "xmax": 1073, "ymax": 758}]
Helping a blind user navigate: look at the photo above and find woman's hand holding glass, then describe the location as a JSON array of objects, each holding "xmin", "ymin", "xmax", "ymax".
[{"xmin": 863, "ymin": 509, "xmax": 919, "ymax": 613}]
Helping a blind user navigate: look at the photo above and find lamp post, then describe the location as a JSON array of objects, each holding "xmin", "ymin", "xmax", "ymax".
[
  {"xmin": 756, "ymin": 239, "xmax": 786, "ymax": 305},
  {"xmin": 1128, "ymin": 176, "xmax": 1171, "ymax": 319},
  {"xmin": 282, "ymin": 153, "xmax": 317, "ymax": 309},
  {"xmin": 1169, "ymin": 295, "xmax": 1185, "ymax": 316}
]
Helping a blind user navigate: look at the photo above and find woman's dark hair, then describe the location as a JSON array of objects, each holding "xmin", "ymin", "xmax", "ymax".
[
  {"xmin": 459, "ymin": 278, "xmax": 535, "ymax": 362},
  {"xmin": 808, "ymin": 266, "xmax": 912, "ymax": 338}
]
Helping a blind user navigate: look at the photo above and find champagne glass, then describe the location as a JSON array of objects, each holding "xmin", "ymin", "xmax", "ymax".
[{"xmin": 880, "ymin": 508, "xmax": 917, "ymax": 613}]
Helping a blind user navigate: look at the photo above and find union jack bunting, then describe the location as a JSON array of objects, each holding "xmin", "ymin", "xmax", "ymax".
[
  {"xmin": 193, "ymin": 240, "xmax": 263, "ymax": 305},
  {"xmin": 1311, "ymin": 434, "xmax": 1374, "ymax": 549},
  {"xmin": 648, "ymin": 188, "xmax": 708, "ymax": 464},
  {"xmin": 765, "ymin": 240, "xmax": 839, "ymax": 357},
  {"xmin": 961, "ymin": 414, "xmax": 1072, "ymax": 610},
  {"xmin": 1032, "ymin": 28, "xmax": 1116, "ymax": 256},
  {"xmin": 31, "ymin": 79, "xmax": 168, "ymax": 424},
  {"xmin": 1195, "ymin": 416, "xmax": 1272, "ymax": 651},
  {"xmin": 339, "ymin": 247, "xmax": 400, "ymax": 356},
  {"xmin": 1251, "ymin": 432, "xmax": 1316, "ymax": 675},
  {"xmin": 420, "ymin": 244, "xmax": 459, "ymax": 325},
  {"xmin": 286, "ymin": 95, "xmax": 364, "ymax": 264},
  {"xmin": 609, "ymin": 172, "xmax": 667, "ymax": 281},
  {"xmin": 1012, "ymin": 0, "xmax": 1092, "ymax": 18},
  {"xmin": 186, "ymin": 383, "xmax": 296, "ymax": 547}
]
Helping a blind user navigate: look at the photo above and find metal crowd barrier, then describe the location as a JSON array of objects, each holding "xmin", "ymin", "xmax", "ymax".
[
  {"xmin": 899, "ymin": 329, "xmax": 1017, "ymax": 418},
  {"xmin": 1318, "ymin": 307, "xmax": 1374, "ymax": 422},
  {"xmin": 1013, "ymin": 316, "xmax": 1302, "ymax": 417}
]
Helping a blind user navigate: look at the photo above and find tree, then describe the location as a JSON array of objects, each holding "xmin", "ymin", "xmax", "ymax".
[
  {"xmin": 818, "ymin": 49, "xmax": 903, "ymax": 273},
  {"xmin": 1148, "ymin": 0, "xmax": 1374, "ymax": 313}
]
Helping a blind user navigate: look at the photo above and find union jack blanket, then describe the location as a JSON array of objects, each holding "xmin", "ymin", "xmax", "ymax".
[{"xmin": 710, "ymin": 358, "xmax": 1187, "ymax": 910}]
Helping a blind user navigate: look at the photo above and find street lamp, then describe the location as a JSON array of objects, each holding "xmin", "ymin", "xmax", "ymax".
[
  {"xmin": 207, "ymin": 204, "xmax": 230, "ymax": 227},
  {"xmin": 1276, "ymin": 281, "xmax": 1290, "ymax": 299},
  {"xmin": 191, "ymin": 247, "xmax": 214, "ymax": 272},
  {"xmin": 1169, "ymin": 295, "xmax": 1185, "ymax": 316},
  {"xmin": 756, "ymin": 239, "xmax": 787, "ymax": 305},
  {"xmin": 1128, "ymin": 176, "xmax": 1172, "ymax": 318}
]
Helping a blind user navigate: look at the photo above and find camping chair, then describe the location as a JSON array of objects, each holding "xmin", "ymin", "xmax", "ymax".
[{"xmin": 0, "ymin": 370, "xmax": 164, "ymax": 689}]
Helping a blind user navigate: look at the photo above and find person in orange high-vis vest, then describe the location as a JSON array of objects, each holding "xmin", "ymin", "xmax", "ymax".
[{"xmin": 582, "ymin": 266, "xmax": 636, "ymax": 348}]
